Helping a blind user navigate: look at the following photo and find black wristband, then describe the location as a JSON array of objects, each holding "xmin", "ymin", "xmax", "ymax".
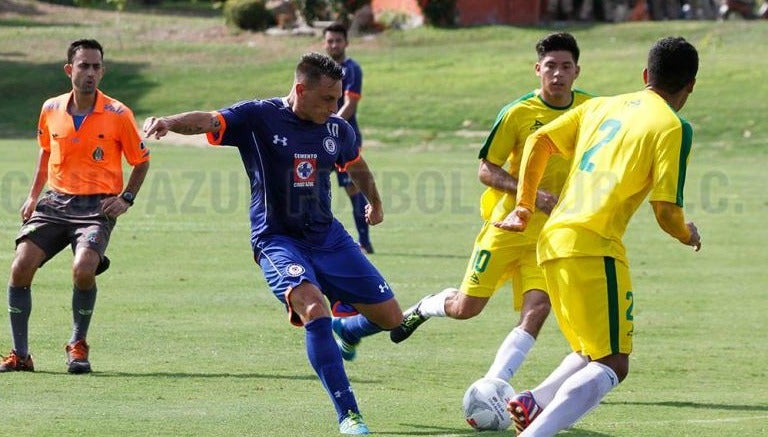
[{"xmin": 120, "ymin": 191, "xmax": 135, "ymax": 206}]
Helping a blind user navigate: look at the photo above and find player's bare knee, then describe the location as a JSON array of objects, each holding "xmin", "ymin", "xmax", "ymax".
[
  {"xmin": 299, "ymin": 300, "xmax": 332, "ymax": 322},
  {"xmin": 616, "ymin": 366, "xmax": 629, "ymax": 382},
  {"xmin": 596, "ymin": 354, "xmax": 629, "ymax": 382},
  {"xmin": 10, "ymin": 258, "xmax": 37, "ymax": 286},
  {"xmin": 520, "ymin": 291, "xmax": 550, "ymax": 322},
  {"xmin": 71, "ymin": 265, "xmax": 96, "ymax": 289}
]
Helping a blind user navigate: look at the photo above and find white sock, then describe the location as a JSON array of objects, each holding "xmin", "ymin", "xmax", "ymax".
[
  {"xmin": 530, "ymin": 352, "xmax": 589, "ymax": 408},
  {"xmin": 484, "ymin": 327, "xmax": 536, "ymax": 382},
  {"xmin": 417, "ymin": 288, "xmax": 456, "ymax": 317},
  {"xmin": 521, "ymin": 362, "xmax": 619, "ymax": 437}
]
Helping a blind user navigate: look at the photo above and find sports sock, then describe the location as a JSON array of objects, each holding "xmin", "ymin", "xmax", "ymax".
[
  {"xmin": 8, "ymin": 286, "xmax": 32, "ymax": 358},
  {"xmin": 530, "ymin": 352, "xmax": 589, "ymax": 408},
  {"xmin": 350, "ymin": 193, "xmax": 370, "ymax": 248},
  {"xmin": 521, "ymin": 362, "xmax": 618, "ymax": 436},
  {"xmin": 338, "ymin": 314, "xmax": 382, "ymax": 344},
  {"xmin": 484, "ymin": 327, "xmax": 535, "ymax": 382},
  {"xmin": 418, "ymin": 288, "xmax": 454, "ymax": 317},
  {"xmin": 305, "ymin": 317, "xmax": 360, "ymax": 423},
  {"xmin": 70, "ymin": 285, "xmax": 97, "ymax": 343}
]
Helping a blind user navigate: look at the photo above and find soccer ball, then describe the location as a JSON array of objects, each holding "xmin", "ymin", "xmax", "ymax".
[{"xmin": 462, "ymin": 377, "xmax": 516, "ymax": 431}]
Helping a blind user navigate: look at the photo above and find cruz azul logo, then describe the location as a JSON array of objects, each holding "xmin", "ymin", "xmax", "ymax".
[
  {"xmin": 322, "ymin": 136, "xmax": 337, "ymax": 154},
  {"xmin": 293, "ymin": 153, "xmax": 317, "ymax": 187}
]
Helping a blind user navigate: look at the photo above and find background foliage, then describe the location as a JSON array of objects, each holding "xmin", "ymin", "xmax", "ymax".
[{"xmin": 418, "ymin": 0, "xmax": 456, "ymax": 27}]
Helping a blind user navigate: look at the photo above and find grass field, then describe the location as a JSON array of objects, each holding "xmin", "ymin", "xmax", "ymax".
[{"xmin": 1, "ymin": 2, "xmax": 768, "ymax": 436}]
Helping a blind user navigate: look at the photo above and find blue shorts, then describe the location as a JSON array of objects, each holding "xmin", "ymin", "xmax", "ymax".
[{"xmin": 255, "ymin": 221, "xmax": 393, "ymax": 326}]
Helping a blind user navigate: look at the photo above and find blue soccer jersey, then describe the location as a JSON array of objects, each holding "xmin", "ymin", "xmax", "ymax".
[
  {"xmin": 340, "ymin": 58, "xmax": 363, "ymax": 148},
  {"xmin": 207, "ymin": 97, "xmax": 360, "ymax": 247}
]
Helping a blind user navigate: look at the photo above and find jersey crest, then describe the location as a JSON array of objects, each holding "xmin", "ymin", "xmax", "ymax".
[
  {"xmin": 293, "ymin": 153, "xmax": 317, "ymax": 187},
  {"xmin": 323, "ymin": 136, "xmax": 337, "ymax": 154},
  {"xmin": 92, "ymin": 146, "xmax": 104, "ymax": 161}
]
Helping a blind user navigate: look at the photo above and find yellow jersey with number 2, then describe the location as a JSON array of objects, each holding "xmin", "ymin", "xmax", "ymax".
[{"xmin": 532, "ymin": 89, "xmax": 693, "ymax": 265}]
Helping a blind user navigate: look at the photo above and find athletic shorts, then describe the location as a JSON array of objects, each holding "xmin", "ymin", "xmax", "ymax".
[
  {"xmin": 459, "ymin": 222, "xmax": 547, "ymax": 311},
  {"xmin": 255, "ymin": 221, "xmax": 393, "ymax": 326},
  {"xmin": 16, "ymin": 191, "xmax": 115, "ymax": 266},
  {"xmin": 542, "ymin": 256, "xmax": 634, "ymax": 360}
]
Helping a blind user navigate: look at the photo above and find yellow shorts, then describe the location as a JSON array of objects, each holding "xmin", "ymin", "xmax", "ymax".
[
  {"xmin": 459, "ymin": 222, "xmax": 547, "ymax": 311},
  {"xmin": 542, "ymin": 256, "xmax": 634, "ymax": 360}
]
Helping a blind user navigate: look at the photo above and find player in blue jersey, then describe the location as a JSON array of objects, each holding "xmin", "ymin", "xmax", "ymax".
[
  {"xmin": 323, "ymin": 23, "xmax": 373, "ymax": 254},
  {"xmin": 143, "ymin": 52, "xmax": 403, "ymax": 435}
]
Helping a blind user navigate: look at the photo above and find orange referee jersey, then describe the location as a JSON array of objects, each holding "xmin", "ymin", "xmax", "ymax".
[{"xmin": 37, "ymin": 90, "xmax": 150, "ymax": 195}]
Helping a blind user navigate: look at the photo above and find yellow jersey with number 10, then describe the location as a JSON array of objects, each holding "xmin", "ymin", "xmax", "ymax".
[{"xmin": 478, "ymin": 89, "xmax": 593, "ymax": 244}]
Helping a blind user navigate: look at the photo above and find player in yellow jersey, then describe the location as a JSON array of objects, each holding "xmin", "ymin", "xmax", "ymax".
[
  {"xmin": 496, "ymin": 36, "xmax": 702, "ymax": 436},
  {"xmin": 390, "ymin": 33, "xmax": 592, "ymax": 386}
]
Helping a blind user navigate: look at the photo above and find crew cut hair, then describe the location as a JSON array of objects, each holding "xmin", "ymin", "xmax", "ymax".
[
  {"xmin": 295, "ymin": 52, "xmax": 343, "ymax": 87},
  {"xmin": 323, "ymin": 22, "xmax": 348, "ymax": 40},
  {"xmin": 647, "ymin": 36, "xmax": 699, "ymax": 94}
]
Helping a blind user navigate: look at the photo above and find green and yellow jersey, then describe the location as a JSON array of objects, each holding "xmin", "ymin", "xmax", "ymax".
[
  {"xmin": 524, "ymin": 89, "xmax": 693, "ymax": 264},
  {"xmin": 477, "ymin": 89, "xmax": 593, "ymax": 243}
]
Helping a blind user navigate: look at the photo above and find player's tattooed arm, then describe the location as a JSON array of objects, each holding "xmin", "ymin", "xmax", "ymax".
[
  {"xmin": 143, "ymin": 111, "xmax": 221, "ymax": 139},
  {"xmin": 167, "ymin": 111, "xmax": 221, "ymax": 134}
]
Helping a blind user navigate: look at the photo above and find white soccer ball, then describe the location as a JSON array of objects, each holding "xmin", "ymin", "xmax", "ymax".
[{"xmin": 462, "ymin": 377, "xmax": 516, "ymax": 431}]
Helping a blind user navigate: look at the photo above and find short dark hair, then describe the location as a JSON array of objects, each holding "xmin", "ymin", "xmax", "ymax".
[
  {"xmin": 296, "ymin": 52, "xmax": 343, "ymax": 87},
  {"xmin": 323, "ymin": 22, "xmax": 348, "ymax": 40},
  {"xmin": 536, "ymin": 32, "xmax": 580, "ymax": 63},
  {"xmin": 67, "ymin": 39, "xmax": 103, "ymax": 64},
  {"xmin": 647, "ymin": 36, "xmax": 699, "ymax": 94}
]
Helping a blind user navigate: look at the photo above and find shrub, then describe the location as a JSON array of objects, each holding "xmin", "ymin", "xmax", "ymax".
[
  {"xmin": 297, "ymin": 0, "xmax": 333, "ymax": 23},
  {"xmin": 224, "ymin": 0, "xmax": 275, "ymax": 31},
  {"xmin": 418, "ymin": 0, "xmax": 456, "ymax": 27},
  {"xmin": 335, "ymin": 0, "xmax": 370, "ymax": 15},
  {"xmin": 296, "ymin": 0, "xmax": 370, "ymax": 25}
]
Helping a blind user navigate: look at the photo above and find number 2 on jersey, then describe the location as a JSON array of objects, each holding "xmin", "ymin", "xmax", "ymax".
[{"xmin": 578, "ymin": 119, "xmax": 621, "ymax": 172}]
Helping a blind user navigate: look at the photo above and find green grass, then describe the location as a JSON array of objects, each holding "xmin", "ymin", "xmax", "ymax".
[{"xmin": 2, "ymin": 3, "xmax": 768, "ymax": 436}]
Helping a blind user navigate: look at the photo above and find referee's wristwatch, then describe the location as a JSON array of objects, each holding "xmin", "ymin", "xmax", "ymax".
[{"xmin": 120, "ymin": 191, "xmax": 135, "ymax": 206}]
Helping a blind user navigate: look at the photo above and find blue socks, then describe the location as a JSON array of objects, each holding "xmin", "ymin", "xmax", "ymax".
[
  {"xmin": 336, "ymin": 314, "xmax": 382, "ymax": 344},
  {"xmin": 8, "ymin": 286, "xmax": 31, "ymax": 357},
  {"xmin": 305, "ymin": 317, "xmax": 359, "ymax": 422}
]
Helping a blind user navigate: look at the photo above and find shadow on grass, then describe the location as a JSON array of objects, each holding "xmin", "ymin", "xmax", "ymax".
[
  {"xmin": 0, "ymin": 59, "xmax": 157, "ymax": 137},
  {"xmin": 381, "ymin": 424, "xmax": 481, "ymax": 436},
  {"xmin": 605, "ymin": 400, "xmax": 768, "ymax": 412},
  {"xmin": 75, "ymin": 371, "xmax": 384, "ymax": 384},
  {"xmin": 382, "ymin": 424, "xmax": 614, "ymax": 436}
]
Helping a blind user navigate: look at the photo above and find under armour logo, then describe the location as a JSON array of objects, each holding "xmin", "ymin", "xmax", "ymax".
[
  {"xmin": 378, "ymin": 283, "xmax": 390, "ymax": 294},
  {"xmin": 273, "ymin": 135, "xmax": 288, "ymax": 146}
]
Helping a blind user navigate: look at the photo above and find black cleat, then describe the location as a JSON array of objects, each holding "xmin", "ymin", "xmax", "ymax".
[{"xmin": 389, "ymin": 297, "xmax": 431, "ymax": 343}]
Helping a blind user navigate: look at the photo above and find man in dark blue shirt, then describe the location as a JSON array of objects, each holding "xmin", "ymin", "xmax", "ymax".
[{"xmin": 143, "ymin": 52, "xmax": 403, "ymax": 435}]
